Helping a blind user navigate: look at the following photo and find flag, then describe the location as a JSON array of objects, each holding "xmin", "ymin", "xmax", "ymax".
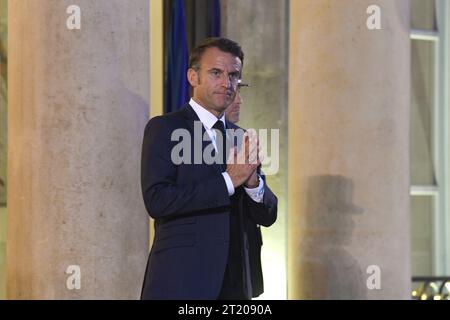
[
  {"xmin": 165, "ymin": 0, "xmax": 190, "ymax": 113},
  {"xmin": 209, "ymin": 0, "xmax": 221, "ymax": 37}
]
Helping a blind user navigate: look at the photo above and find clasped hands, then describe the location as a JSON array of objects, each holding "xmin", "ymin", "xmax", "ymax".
[{"xmin": 226, "ymin": 129, "xmax": 262, "ymax": 189}]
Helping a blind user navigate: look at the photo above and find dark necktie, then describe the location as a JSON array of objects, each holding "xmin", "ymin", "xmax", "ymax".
[
  {"xmin": 212, "ymin": 120, "xmax": 228, "ymax": 170},
  {"xmin": 214, "ymin": 121, "xmax": 253, "ymax": 300}
]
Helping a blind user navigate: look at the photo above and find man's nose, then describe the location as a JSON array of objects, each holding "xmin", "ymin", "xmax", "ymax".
[{"xmin": 220, "ymin": 73, "xmax": 234, "ymax": 88}]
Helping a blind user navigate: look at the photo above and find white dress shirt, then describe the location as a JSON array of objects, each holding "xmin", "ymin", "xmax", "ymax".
[{"xmin": 189, "ymin": 98, "xmax": 264, "ymax": 203}]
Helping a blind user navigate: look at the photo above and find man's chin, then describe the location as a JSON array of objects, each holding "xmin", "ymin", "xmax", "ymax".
[{"xmin": 214, "ymin": 103, "xmax": 230, "ymax": 113}]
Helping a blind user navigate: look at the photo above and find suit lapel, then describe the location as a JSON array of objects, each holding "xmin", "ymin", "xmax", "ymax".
[{"xmin": 179, "ymin": 104, "xmax": 224, "ymax": 175}]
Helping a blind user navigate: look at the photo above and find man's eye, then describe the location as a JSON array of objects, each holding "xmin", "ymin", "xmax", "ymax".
[
  {"xmin": 230, "ymin": 74, "xmax": 239, "ymax": 81},
  {"xmin": 211, "ymin": 70, "xmax": 220, "ymax": 77}
]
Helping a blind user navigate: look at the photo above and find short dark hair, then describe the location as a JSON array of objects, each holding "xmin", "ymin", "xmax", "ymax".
[{"xmin": 188, "ymin": 37, "xmax": 244, "ymax": 71}]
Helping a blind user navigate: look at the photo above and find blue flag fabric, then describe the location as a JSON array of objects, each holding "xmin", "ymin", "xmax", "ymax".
[
  {"xmin": 165, "ymin": 0, "xmax": 190, "ymax": 113},
  {"xmin": 209, "ymin": 0, "xmax": 221, "ymax": 37}
]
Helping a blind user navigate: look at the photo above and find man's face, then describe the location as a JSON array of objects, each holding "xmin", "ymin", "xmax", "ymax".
[
  {"xmin": 225, "ymin": 90, "xmax": 242, "ymax": 124},
  {"xmin": 188, "ymin": 47, "xmax": 242, "ymax": 117}
]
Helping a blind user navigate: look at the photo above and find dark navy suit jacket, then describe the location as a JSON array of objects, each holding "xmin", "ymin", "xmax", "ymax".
[{"xmin": 140, "ymin": 104, "xmax": 277, "ymax": 300}]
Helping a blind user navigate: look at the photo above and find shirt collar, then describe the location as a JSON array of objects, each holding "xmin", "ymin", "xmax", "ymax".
[{"xmin": 189, "ymin": 98, "xmax": 226, "ymax": 130}]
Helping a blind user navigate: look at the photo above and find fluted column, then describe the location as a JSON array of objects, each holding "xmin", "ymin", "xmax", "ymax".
[
  {"xmin": 7, "ymin": 0, "xmax": 149, "ymax": 299},
  {"xmin": 288, "ymin": 0, "xmax": 411, "ymax": 299}
]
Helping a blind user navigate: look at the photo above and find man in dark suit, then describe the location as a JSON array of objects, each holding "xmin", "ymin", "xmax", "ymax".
[
  {"xmin": 140, "ymin": 37, "xmax": 277, "ymax": 300},
  {"xmin": 224, "ymin": 82, "xmax": 244, "ymax": 124}
]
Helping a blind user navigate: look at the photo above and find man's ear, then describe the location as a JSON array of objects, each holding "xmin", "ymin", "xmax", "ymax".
[{"xmin": 187, "ymin": 68, "xmax": 198, "ymax": 87}]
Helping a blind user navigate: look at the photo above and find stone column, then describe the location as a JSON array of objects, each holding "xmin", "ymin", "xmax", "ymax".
[
  {"xmin": 288, "ymin": 0, "xmax": 411, "ymax": 299},
  {"xmin": 7, "ymin": 0, "xmax": 149, "ymax": 299},
  {"xmin": 0, "ymin": 0, "xmax": 7, "ymax": 300}
]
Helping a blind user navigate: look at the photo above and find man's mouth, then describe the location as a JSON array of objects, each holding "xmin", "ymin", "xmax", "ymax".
[{"xmin": 215, "ymin": 91, "xmax": 234, "ymax": 95}]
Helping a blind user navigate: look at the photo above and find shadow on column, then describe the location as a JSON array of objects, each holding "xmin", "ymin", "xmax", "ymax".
[{"xmin": 299, "ymin": 175, "xmax": 366, "ymax": 299}]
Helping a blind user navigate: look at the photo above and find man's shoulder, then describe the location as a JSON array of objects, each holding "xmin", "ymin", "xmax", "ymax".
[
  {"xmin": 146, "ymin": 104, "xmax": 192, "ymax": 129},
  {"xmin": 226, "ymin": 121, "xmax": 245, "ymax": 132}
]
